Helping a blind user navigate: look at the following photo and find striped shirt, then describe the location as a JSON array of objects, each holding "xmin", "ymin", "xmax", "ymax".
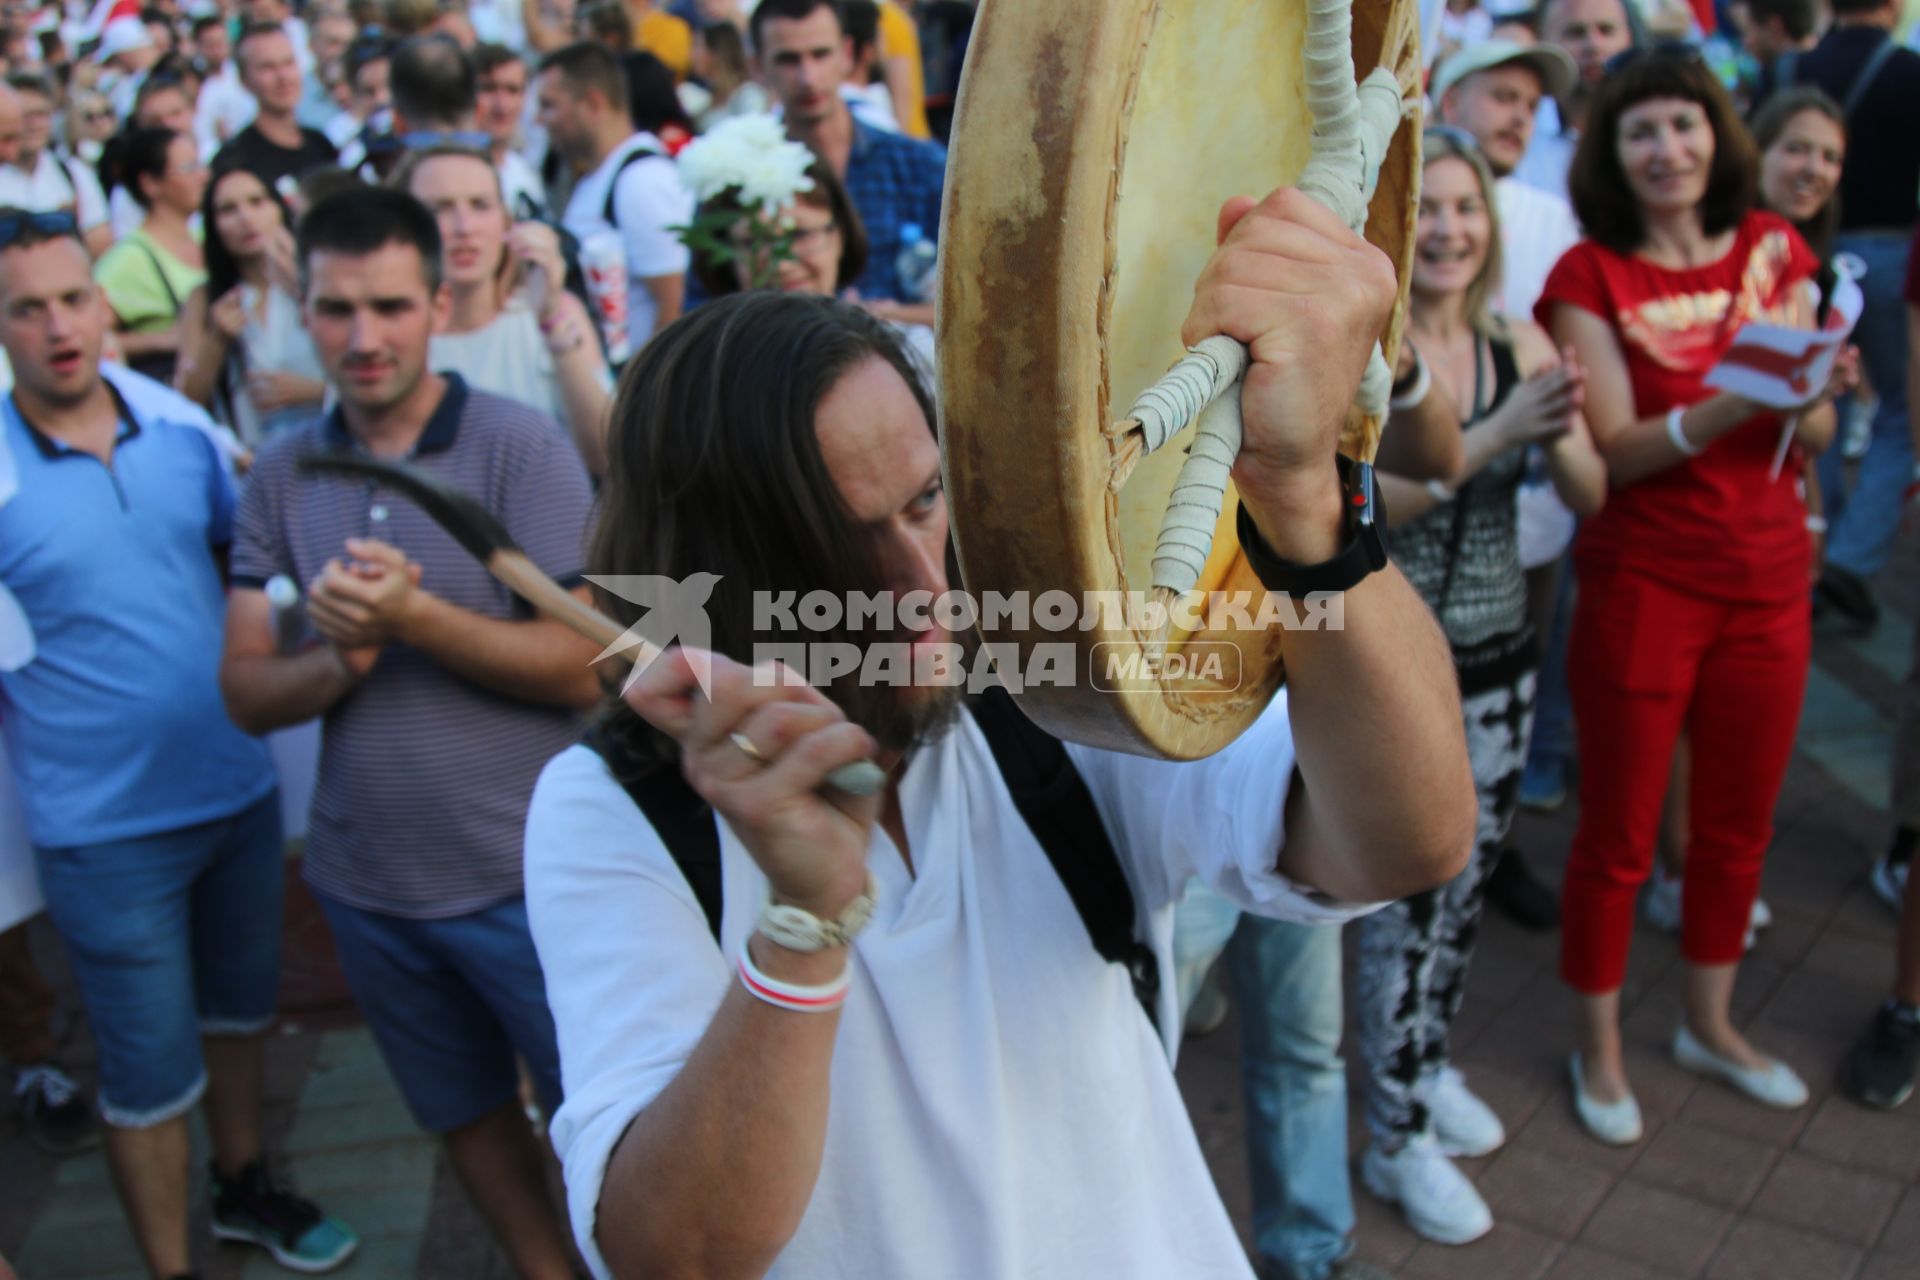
[{"xmin": 231, "ymin": 374, "xmax": 594, "ymax": 918}]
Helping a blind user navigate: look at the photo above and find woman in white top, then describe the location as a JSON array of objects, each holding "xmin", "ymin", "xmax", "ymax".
[
  {"xmin": 396, "ymin": 145, "xmax": 615, "ymax": 476},
  {"xmin": 177, "ymin": 166, "xmax": 327, "ymax": 446}
]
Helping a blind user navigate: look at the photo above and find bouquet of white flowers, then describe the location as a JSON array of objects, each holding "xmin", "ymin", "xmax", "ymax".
[{"xmin": 674, "ymin": 114, "xmax": 819, "ymax": 289}]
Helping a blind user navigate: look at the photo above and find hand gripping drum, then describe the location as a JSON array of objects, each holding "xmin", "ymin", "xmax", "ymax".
[{"xmin": 936, "ymin": 0, "xmax": 1424, "ymax": 758}]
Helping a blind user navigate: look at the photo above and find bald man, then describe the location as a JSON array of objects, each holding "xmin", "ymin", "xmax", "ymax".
[{"xmin": 1514, "ymin": 0, "xmax": 1635, "ymax": 198}]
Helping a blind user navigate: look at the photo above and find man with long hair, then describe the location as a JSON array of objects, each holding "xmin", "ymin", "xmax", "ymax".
[{"xmin": 525, "ymin": 188, "xmax": 1478, "ymax": 1278}]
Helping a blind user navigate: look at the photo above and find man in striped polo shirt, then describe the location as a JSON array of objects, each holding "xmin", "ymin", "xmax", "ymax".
[{"xmin": 219, "ymin": 188, "xmax": 597, "ymax": 1280}]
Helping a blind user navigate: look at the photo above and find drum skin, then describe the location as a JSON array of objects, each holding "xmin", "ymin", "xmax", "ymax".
[{"xmin": 937, "ymin": 0, "xmax": 1422, "ymax": 759}]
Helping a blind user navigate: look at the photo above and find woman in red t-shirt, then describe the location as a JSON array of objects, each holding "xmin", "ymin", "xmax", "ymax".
[{"xmin": 1536, "ymin": 49, "xmax": 1851, "ymax": 1144}]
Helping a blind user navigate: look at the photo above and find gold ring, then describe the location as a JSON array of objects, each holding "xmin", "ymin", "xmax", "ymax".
[{"xmin": 729, "ymin": 731, "xmax": 768, "ymax": 764}]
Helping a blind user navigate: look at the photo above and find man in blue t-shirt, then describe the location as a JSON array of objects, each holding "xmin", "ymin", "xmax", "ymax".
[{"xmin": 0, "ymin": 209, "xmax": 357, "ymax": 1279}]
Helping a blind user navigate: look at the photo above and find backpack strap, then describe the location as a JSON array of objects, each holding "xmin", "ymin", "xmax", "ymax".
[
  {"xmin": 1773, "ymin": 49, "xmax": 1800, "ymax": 94},
  {"xmin": 969, "ymin": 685, "xmax": 1161, "ymax": 1028},
  {"xmin": 582, "ymin": 723, "xmax": 724, "ymax": 940},
  {"xmin": 600, "ymin": 136, "xmax": 667, "ymax": 229},
  {"xmin": 580, "ymin": 690, "xmax": 1162, "ymax": 1029},
  {"xmin": 1841, "ymin": 35, "xmax": 1900, "ymax": 123}
]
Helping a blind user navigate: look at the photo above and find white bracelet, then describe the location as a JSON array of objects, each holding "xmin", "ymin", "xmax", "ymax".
[
  {"xmin": 1389, "ymin": 353, "xmax": 1432, "ymax": 410},
  {"xmin": 1806, "ymin": 514, "xmax": 1828, "ymax": 533},
  {"xmin": 1666, "ymin": 406, "xmax": 1704, "ymax": 457},
  {"xmin": 1425, "ymin": 478, "xmax": 1455, "ymax": 502},
  {"xmin": 738, "ymin": 942, "xmax": 851, "ymax": 1013}
]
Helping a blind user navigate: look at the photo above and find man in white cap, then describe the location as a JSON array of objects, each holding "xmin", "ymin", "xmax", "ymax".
[
  {"xmin": 1430, "ymin": 40, "xmax": 1581, "ymax": 321},
  {"xmin": 97, "ymin": 16, "xmax": 160, "ymax": 121}
]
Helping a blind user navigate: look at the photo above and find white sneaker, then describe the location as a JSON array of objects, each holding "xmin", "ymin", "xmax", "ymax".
[
  {"xmin": 1361, "ymin": 1136, "xmax": 1494, "ymax": 1245},
  {"xmin": 1672, "ymin": 1026, "xmax": 1809, "ymax": 1109},
  {"xmin": 1426, "ymin": 1066, "xmax": 1506, "ymax": 1158},
  {"xmin": 1570, "ymin": 1053, "xmax": 1643, "ymax": 1146},
  {"xmin": 1642, "ymin": 868, "xmax": 1682, "ymax": 932},
  {"xmin": 1872, "ymin": 857, "xmax": 1910, "ymax": 912}
]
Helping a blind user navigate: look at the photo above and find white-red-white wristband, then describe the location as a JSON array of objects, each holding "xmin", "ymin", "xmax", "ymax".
[{"xmin": 738, "ymin": 941, "xmax": 851, "ymax": 1013}]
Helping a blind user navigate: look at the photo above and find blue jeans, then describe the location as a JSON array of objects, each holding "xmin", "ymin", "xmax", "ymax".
[
  {"xmin": 317, "ymin": 893, "xmax": 563, "ymax": 1134},
  {"xmin": 1819, "ymin": 230, "xmax": 1913, "ymax": 580},
  {"xmin": 34, "ymin": 791, "xmax": 284, "ymax": 1128},
  {"xmin": 1225, "ymin": 915, "xmax": 1352, "ymax": 1280},
  {"xmin": 1525, "ymin": 563, "xmax": 1576, "ymax": 785}
]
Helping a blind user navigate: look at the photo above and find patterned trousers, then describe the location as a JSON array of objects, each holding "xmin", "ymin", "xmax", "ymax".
[{"xmin": 1353, "ymin": 667, "xmax": 1536, "ymax": 1145}]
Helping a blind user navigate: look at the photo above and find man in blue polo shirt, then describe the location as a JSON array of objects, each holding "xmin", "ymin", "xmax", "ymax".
[
  {"xmin": 754, "ymin": 0, "xmax": 944, "ymax": 321},
  {"xmin": 0, "ymin": 209, "xmax": 357, "ymax": 1279},
  {"xmin": 220, "ymin": 187, "xmax": 598, "ymax": 1280}
]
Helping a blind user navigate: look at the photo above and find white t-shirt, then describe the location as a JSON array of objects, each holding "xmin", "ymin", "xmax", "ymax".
[
  {"xmin": 498, "ymin": 148, "xmax": 546, "ymax": 218},
  {"xmin": 0, "ymin": 152, "xmax": 109, "ymax": 229},
  {"xmin": 559, "ymin": 133, "xmax": 694, "ymax": 348},
  {"xmin": 195, "ymin": 62, "xmax": 259, "ymax": 153},
  {"xmin": 1515, "ymin": 97, "xmax": 1577, "ymax": 201},
  {"xmin": 1495, "ymin": 175, "xmax": 1581, "ymax": 321},
  {"xmin": 525, "ymin": 691, "xmax": 1377, "ymax": 1280}
]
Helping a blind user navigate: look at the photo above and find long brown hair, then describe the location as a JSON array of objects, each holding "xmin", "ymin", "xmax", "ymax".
[
  {"xmin": 591, "ymin": 291, "xmax": 944, "ymax": 766},
  {"xmin": 1750, "ymin": 87, "xmax": 1845, "ymax": 262}
]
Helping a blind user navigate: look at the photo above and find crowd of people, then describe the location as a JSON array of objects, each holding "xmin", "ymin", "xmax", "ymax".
[{"xmin": 0, "ymin": 0, "xmax": 1913, "ymax": 1276}]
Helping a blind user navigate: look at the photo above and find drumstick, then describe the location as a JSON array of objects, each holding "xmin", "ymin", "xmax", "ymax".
[{"xmin": 295, "ymin": 452, "xmax": 887, "ymax": 797}]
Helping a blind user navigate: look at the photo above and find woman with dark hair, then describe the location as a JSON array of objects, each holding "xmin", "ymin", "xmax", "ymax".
[
  {"xmin": 395, "ymin": 145, "xmax": 615, "ymax": 474},
  {"xmin": 1540, "ymin": 49, "xmax": 1853, "ymax": 1142},
  {"xmin": 690, "ymin": 159, "xmax": 936, "ymax": 372},
  {"xmin": 93, "ymin": 125, "xmax": 208, "ymax": 382},
  {"xmin": 1752, "ymin": 88, "xmax": 1847, "ymax": 267},
  {"xmin": 624, "ymin": 50, "xmax": 694, "ymax": 155},
  {"xmin": 1644, "ymin": 87, "xmax": 1847, "ymax": 940},
  {"xmin": 176, "ymin": 165, "xmax": 326, "ymax": 445}
]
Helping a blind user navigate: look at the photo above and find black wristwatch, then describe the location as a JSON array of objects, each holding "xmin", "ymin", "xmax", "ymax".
[{"xmin": 1236, "ymin": 454, "xmax": 1389, "ymax": 595}]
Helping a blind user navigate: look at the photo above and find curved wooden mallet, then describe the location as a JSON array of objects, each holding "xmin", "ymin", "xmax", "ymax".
[{"xmin": 295, "ymin": 452, "xmax": 888, "ymax": 797}]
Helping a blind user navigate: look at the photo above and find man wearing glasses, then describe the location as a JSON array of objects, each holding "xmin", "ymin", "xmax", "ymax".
[{"xmin": 0, "ymin": 210, "xmax": 358, "ymax": 1279}]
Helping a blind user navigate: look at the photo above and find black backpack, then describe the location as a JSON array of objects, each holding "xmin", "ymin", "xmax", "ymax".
[{"xmin": 583, "ymin": 685, "xmax": 1162, "ymax": 1027}]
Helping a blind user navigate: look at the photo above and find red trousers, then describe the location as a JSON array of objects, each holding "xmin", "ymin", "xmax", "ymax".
[{"xmin": 1559, "ymin": 569, "xmax": 1810, "ymax": 994}]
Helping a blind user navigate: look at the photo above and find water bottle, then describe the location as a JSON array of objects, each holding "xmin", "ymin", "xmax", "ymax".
[
  {"xmin": 579, "ymin": 229, "xmax": 632, "ymax": 365},
  {"xmin": 894, "ymin": 223, "xmax": 938, "ymax": 304}
]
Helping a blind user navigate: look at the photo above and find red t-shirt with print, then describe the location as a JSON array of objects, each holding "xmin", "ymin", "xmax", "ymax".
[{"xmin": 1536, "ymin": 210, "xmax": 1820, "ymax": 604}]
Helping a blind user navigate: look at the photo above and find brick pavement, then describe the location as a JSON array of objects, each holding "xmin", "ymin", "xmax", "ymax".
[{"xmin": 4, "ymin": 581, "xmax": 1918, "ymax": 1279}]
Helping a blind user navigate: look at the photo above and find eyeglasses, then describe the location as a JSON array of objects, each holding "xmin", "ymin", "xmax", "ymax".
[
  {"xmin": 0, "ymin": 209, "xmax": 77, "ymax": 247},
  {"xmin": 1603, "ymin": 40, "xmax": 1706, "ymax": 77}
]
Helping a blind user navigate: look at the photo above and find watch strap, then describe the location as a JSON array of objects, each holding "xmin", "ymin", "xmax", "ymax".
[{"xmin": 1236, "ymin": 455, "xmax": 1389, "ymax": 596}]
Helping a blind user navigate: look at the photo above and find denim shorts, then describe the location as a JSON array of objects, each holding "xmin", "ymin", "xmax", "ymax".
[
  {"xmin": 34, "ymin": 790, "xmax": 284, "ymax": 1128},
  {"xmin": 315, "ymin": 893, "xmax": 562, "ymax": 1134}
]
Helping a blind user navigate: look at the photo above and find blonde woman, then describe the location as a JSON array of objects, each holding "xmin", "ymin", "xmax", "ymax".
[
  {"xmin": 1353, "ymin": 127, "xmax": 1606, "ymax": 1246},
  {"xmin": 396, "ymin": 145, "xmax": 615, "ymax": 475}
]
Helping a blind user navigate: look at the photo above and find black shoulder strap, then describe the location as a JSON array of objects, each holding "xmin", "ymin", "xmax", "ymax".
[
  {"xmin": 582, "ymin": 722, "xmax": 724, "ymax": 940},
  {"xmin": 969, "ymin": 685, "xmax": 1161, "ymax": 1027},
  {"xmin": 600, "ymin": 137, "xmax": 667, "ymax": 229},
  {"xmin": 1842, "ymin": 35, "xmax": 1900, "ymax": 122},
  {"xmin": 1774, "ymin": 49, "xmax": 1800, "ymax": 94},
  {"xmin": 580, "ymin": 691, "xmax": 1161, "ymax": 1028}
]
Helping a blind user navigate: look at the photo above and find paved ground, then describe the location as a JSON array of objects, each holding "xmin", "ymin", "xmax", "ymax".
[{"xmin": 4, "ymin": 565, "xmax": 1919, "ymax": 1279}]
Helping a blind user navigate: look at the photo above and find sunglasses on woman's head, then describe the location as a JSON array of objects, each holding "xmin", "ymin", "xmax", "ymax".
[{"xmin": 1423, "ymin": 124, "xmax": 1483, "ymax": 155}]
